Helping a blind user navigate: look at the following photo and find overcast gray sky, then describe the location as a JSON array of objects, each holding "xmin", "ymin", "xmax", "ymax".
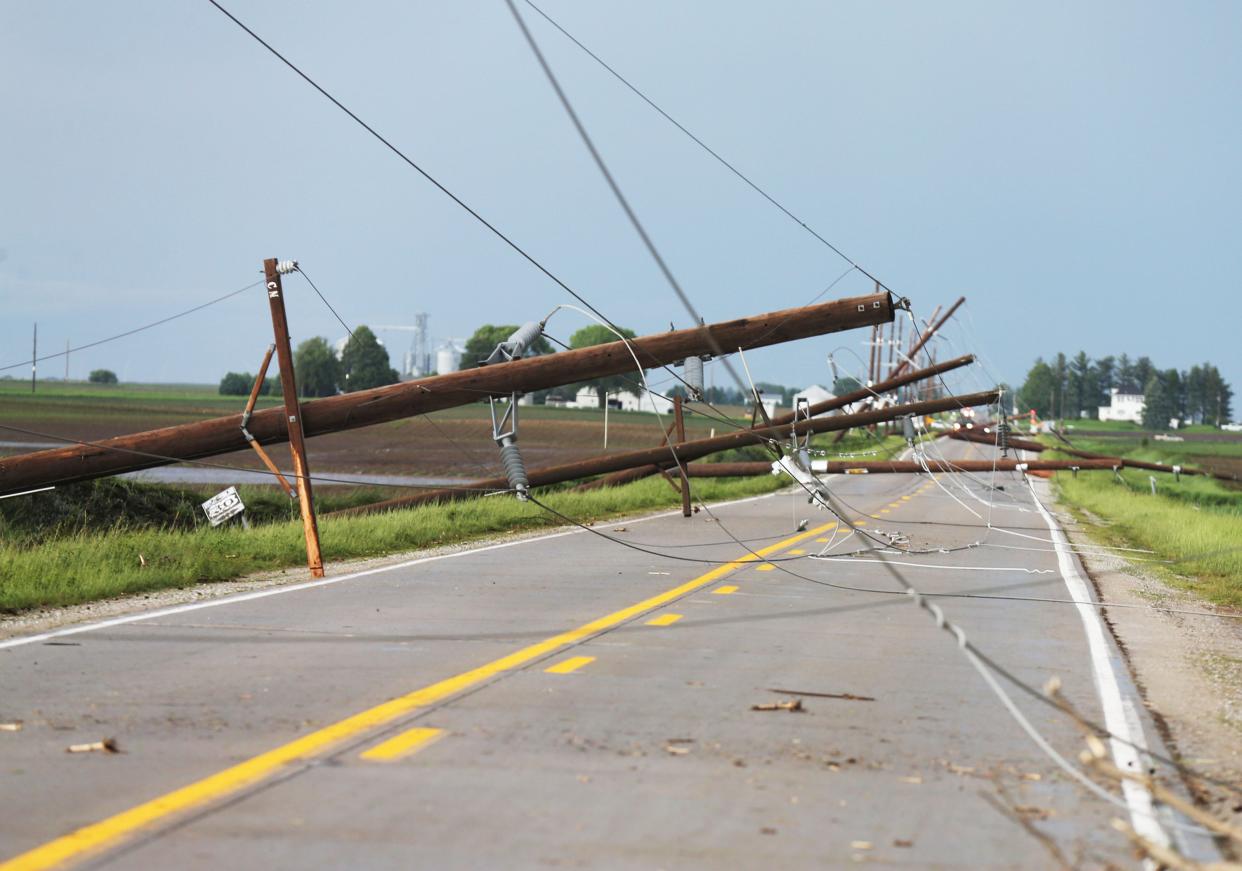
[{"xmin": 2, "ymin": 1, "xmax": 1238, "ymax": 401}]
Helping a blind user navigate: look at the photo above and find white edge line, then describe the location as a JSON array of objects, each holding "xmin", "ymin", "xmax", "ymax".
[
  {"xmin": 0, "ymin": 490, "xmax": 779, "ymax": 652},
  {"xmin": 1026, "ymin": 477, "xmax": 1170, "ymax": 848}
]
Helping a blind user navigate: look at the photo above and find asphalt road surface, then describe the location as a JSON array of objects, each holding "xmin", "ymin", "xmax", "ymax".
[{"xmin": 0, "ymin": 440, "xmax": 1211, "ymax": 869}]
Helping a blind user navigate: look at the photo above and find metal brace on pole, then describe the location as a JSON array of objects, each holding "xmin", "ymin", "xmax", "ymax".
[
  {"xmin": 490, "ymin": 393, "xmax": 529, "ymax": 500},
  {"xmin": 673, "ymin": 395, "xmax": 691, "ymax": 517},
  {"xmin": 239, "ymin": 343, "xmax": 296, "ymax": 499}
]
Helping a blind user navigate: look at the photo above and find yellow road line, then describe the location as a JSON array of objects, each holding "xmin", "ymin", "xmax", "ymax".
[
  {"xmin": 787, "ymin": 548, "xmax": 806, "ymax": 555},
  {"xmin": 359, "ymin": 727, "xmax": 443, "ymax": 762},
  {"xmin": 887, "ymin": 502, "xmax": 901, "ymax": 508},
  {"xmin": 814, "ymin": 537, "xmax": 830, "ymax": 543},
  {"xmin": 544, "ymin": 656, "xmax": 595, "ymax": 675},
  {"xmin": 712, "ymin": 585, "xmax": 739, "ymax": 595},
  {"xmin": 900, "ymin": 496, "xmax": 912, "ymax": 501},
  {"xmin": 878, "ymin": 509, "xmax": 890, "ymax": 515},
  {"xmin": 756, "ymin": 564, "xmax": 775, "ymax": 572},
  {"xmin": 0, "ymin": 519, "xmax": 837, "ymax": 871},
  {"xmin": 645, "ymin": 614, "xmax": 682, "ymax": 627}
]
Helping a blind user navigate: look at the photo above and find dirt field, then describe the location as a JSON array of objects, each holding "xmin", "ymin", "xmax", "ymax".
[{"xmin": 0, "ymin": 381, "xmax": 753, "ymax": 480}]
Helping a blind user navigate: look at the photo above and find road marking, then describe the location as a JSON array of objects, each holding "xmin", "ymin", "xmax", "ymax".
[
  {"xmin": 887, "ymin": 502, "xmax": 901, "ymax": 508},
  {"xmin": 814, "ymin": 537, "xmax": 829, "ymax": 543},
  {"xmin": 0, "ymin": 490, "xmax": 783, "ymax": 652},
  {"xmin": 787, "ymin": 548, "xmax": 806, "ymax": 555},
  {"xmin": 1025, "ymin": 479, "xmax": 1170, "ymax": 848},
  {"xmin": 900, "ymin": 496, "xmax": 912, "ymax": 501},
  {"xmin": 0, "ymin": 517, "xmax": 836, "ymax": 871},
  {"xmin": 755, "ymin": 564, "xmax": 775, "ymax": 572},
  {"xmin": 545, "ymin": 656, "xmax": 595, "ymax": 675},
  {"xmin": 854, "ymin": 519, "xmax": 867, "ymax": 526},
  {"xmin": 878, "ymin": 509, "xmax": 890, "ymax": 515},
  {"xmin": 645, "ymin": 614, "xmax": 682, "ymax": 626},
  {"xmin": 359, "ymin": 727, "xmax": 443, "ymax": 762},
  {"xmin": 712, "ymin": 585, "xmax": 739, "ymax": 595}
]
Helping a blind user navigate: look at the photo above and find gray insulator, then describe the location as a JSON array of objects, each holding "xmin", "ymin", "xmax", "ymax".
[
  {"xmin": 902, "ymin": 415, "xmax": 916, "ymax": 442},
  {"xmin": 682, "ymin": 356, "xmax": 704, "ymax": 399},
  {"xmin": 499, "ymin": 441, "xmax": 529, "ymax": 500},
  {"xmin": 507, "ymin": 321, "xmax": 544, "ymax": 358},
  {"xmin": 997, "ymin": 420, "xmax": 1011, "ymax": 452}
]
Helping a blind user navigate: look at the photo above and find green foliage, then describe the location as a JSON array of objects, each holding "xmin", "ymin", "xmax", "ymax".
[
  {"xmin": 340, "ymin": 326, "xmax": 399, "ymax": 392},
  {"xmin": 461, "ymin": 324, "xmax": 554, "ymax": 370},
  {"xmin": 218, "ymin": 371, "xmax": 269, "ymax": 396},
  {"xmin": 569, "ymin": 324, "xmax": 640, "ymax": 408},
  {"xmin": 1017, "ymin": 358, "xmax": 1056, "ymax": 417},
  {"xmin": 294, "ymin": 336, "xmax": 340, "ymax": 398},
  {"xmin": 88, "ymin": 369, "xmax": 118, "ymax": 384},
  {"xmin": 0, "ymin": 476, "xmax": 783, "ymax": 613},
  {"xmin": 1141, "ymin": 372, "xmax": 1174, "ymax": 430}
]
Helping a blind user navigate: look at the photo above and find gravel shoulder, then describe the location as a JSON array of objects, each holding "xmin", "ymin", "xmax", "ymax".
[{"xmin": 1059, "ymin": 502, "xmax": 1242, "ymax": 837}]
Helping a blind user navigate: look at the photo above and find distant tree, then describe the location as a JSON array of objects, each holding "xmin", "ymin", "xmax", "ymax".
[
  {"xmin": 460, "ymin": 324, "xmax": 554, "ymax": 370},
  {"xmin": 1141, "ymin": 373, "xmax": 1175, "ymax": 430},
  {"xmin": 217, "ymin": 370, "xmax": 265, "ymax": 395},
  {"xmin": 569, "ymin": 324, "xmax": 641, "ymax": 408},
  {"xmin": 340, "ymin": 326, "xmax": 399, "ymax": 392},
  {"xmin": 1133, "ymin": 356, "xmax": 1156, "ymax": 397},
  {"xmin": 88, "ymin": 369, "xmax": 118, "ymax": 385},
  {"xmin": 1017, "ymin": 358, "xmax": 1056, "ymax": 419},
  {"xmin": 1116, "ymin": 353, "xmax": 1137, "ymax": 393},
  {"xmin": 1202, "ymin": 364, "xmax": 1234, "ymax": 426},
  {"xmin": 1068, "ymin": 351, "xmax": 1091, "ymax": 419},
  {"xmin": 832, "ymin": 376, "xmax": 863, "ymax": 396},
  {"xmin": 1052, "ymin": 353, "xmax": 1068, "ymax": 419},
  {"xmin": 294, "ymin": 337, "xmax": 340, "ymax": 398}
]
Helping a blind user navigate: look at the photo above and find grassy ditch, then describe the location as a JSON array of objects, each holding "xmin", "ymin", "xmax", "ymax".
[
  {"xmin": 0, "ymin": 475, "xmax": 784, "ymax": 614},
  {"xmin": 1046, "ymin": 443, "xmax": 1242, "ymax": 608}
]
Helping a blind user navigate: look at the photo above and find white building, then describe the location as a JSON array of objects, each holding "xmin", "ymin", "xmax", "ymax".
[
  {"xmin": 791, "ymin": 385, "xmax": 835, "ymax": 413},
  {"xmin": 1098, "ymin": 388, "xmax": 1145, "ymax": 423},
  {"xmin": 558, "ymin": 386, "xmax": 673, "ymax": 415}
]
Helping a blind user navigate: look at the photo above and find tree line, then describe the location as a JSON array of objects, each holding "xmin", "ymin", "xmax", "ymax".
[
  {"xmin": 219, "ymin": 326, "xmax": 399, "ymax": 398},
  {"xmin": 1017, "ymin": 352, "xmax": 1233, "ymax": 428}
]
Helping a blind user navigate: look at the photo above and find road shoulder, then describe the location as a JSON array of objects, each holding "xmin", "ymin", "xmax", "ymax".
[{"xmin": 1058, "ymin": 499, "xmax": 1242, "ymax": 839}]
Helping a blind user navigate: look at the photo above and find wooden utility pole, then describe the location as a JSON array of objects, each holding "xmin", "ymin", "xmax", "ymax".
[
  {"xmin": 0, "ymin": 291, "xmax": 894, "ymax": 495},
  {"xmin": 263, "ymin": 258, "xmax": 324, "ymax": 578},
  {"xmin": 673, "ymin": 395, "xmax": 691, "ymax": 517}
]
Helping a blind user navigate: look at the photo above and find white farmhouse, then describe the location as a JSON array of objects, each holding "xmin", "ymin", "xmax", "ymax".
[
  {"xmin": 1098, "ymin": 388, "xmax": 1145, "ymax": 423},
  {"xmin": 791, "ymin": 385, "xmax": 836, "ymax": 415}
]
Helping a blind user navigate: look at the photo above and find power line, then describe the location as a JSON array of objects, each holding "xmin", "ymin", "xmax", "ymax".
[
  {"xmin": 204, "ymin": 0, "xmax": 628, "ymax": 342},
  {"xmin": 0, "ymin": 280, "xmax": 262, "ymax": 373},
  {"xmin": 503, "ymin": 0, "xmax": 751, "ymax": 397},
  {"xmin": 521, "ymin": 0, "xmax": 893, "ymax": 293}
]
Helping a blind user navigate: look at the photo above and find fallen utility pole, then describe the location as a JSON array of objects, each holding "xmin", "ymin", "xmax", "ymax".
[
  {"xmin": 327, "ymin": 390, "xmax": 1000, "ymax": 518},
  {"xmin": 579, "ymin": 353, "xmax": 978, "ymax": 492},
  {"xmin": 889, "ymin": 296, "xmax": 965, "ymax": 380},
  {"xmin": 673, "ymin": 458, "xmax": 1121, "ymax": 477},
  {"xmin": 0, "ymin": 292, "xmax": 894, "ymax": 496},
  {"xmin": 947, "ymin": 428, "xmax": 1236, "ymax": 482}
]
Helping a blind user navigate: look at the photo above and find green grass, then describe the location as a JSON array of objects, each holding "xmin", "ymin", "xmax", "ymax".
[
  {"xmin": 1054, "ymin": 470, "xmax": 1242, "ymax": 607},
  {"xmin": 0, "ymin": 475, "xmax": 784, "ymax": 614},
  {"xmin": 1044, "ymin": 432, "xmax": 1242, "ymax": 607}
]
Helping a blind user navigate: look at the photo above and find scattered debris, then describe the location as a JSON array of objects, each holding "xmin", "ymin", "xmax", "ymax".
[
  {"xmin": 0, "ymin": 721, "xmax": 23, "ymax": 732},
  {"xmin": 1014, "ymin": 805, "xmax": 1053, "ymax": 821},
  {"xmin": 900, "ymin": 775, "xmax": 923, "ymax": 784},
  {"xmin": 760, "ymin": 827, "xmax": 778, "ymax": 836},
  {"xmin": 66, "ymin": 737, "xmax": 119, "ymax": 754},
  {"xmin": 767, "ymin": 687, "xmax": 874, "ymax": 702},
  {"xmin": 612, "ymin": 526, "xmax": 628, "ymax": 532},
  {"xmin": 138, "ymin": 553, "xmax": 147, "ymax": 568},
  {"xmin": 893, "ymin": 839, "xmax": 914, "ymax": 848},
  {"xmin": 1022, "ymin": 772, "xmax": 1042, "ymax": 782},
  {"xmin": 850, "ymin": 841, "xmax": 873, "ymax": 851},
  {"xmin": 664, "ymin": 745, "xmax": 690, "ymax": 756},
  {"xmin": 751, "ymin": 699, "xmax": 805, "ymax": 713}
]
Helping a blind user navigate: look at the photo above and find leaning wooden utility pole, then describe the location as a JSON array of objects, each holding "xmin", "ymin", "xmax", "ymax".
[
  {"xmin": 328, "ymin": 390, "xmax": 1000, "ymax": 518},
  {"xmin": 0, "ymin": 292, "xmax": 894, "ymax": 495},
  {"xmin": 580, "ymin": 354, "xmax": 978, "ymax": 492},
  {"xmin": 263, "ymin": 258, "xmax": 324, "ymax": 578},
  {"xmin": 890, "ymin": 296, "xmax": 965, "ymax": 380}
]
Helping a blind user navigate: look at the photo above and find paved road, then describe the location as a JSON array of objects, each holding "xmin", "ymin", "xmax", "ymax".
[{"xmin": 0, "ymin": 440, "xmax": 1202, "ymax": 868}]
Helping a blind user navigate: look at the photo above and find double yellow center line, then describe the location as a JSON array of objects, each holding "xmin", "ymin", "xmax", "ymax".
[{"xmin": 2, "ymin": 519, "xmax": 836, "ymax": 871}]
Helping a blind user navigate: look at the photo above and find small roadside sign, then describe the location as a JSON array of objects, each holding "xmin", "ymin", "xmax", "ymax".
[{"xmin": 202, "ymin": 486, "xmax": 245, "ymax": 527}]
